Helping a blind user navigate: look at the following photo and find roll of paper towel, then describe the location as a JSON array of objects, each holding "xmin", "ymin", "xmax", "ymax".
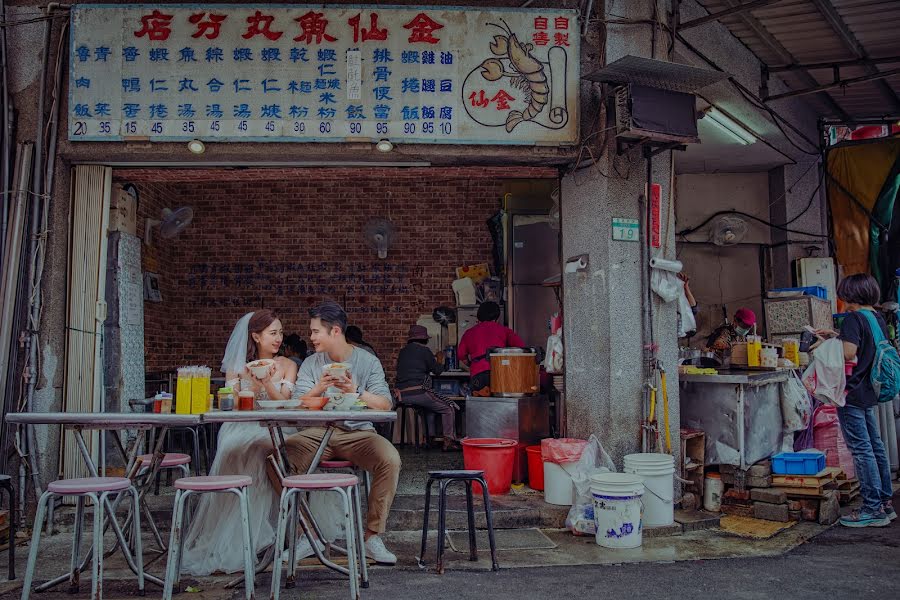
[{"xmin": 649, "ymin": 257, "xmax": 683, "ymax": 273}]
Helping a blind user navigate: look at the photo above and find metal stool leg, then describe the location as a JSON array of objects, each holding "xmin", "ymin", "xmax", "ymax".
[
  {"xmin": 477, "ymin": 477, "xmax": 500, "ymax": 572},
  {"xmin": 352, "ymin": 480, "xmax": 369, "ymax": 588},
  {"xmin": 129, "ymin": 487, "xmax": 146, "ymax": 595},
  {"xmin": 89, "ymin": 492, "xmax": 103, "ymax": 600},
  {"xmin": 236, "ymin": 488, "xmax": 255, "ymax": 599},
  {"xmin": 465, "ymin": 481, "xmax": 478, "ymax": 561},
  {"xmin": 399, "ymin": 405, "xmax": 408, "ymax": 446},
  {"xmin": 68, "ymin": 496, "xmax": 86, "ymax": 592},
  {"xmin": 162, "ymin": 489, "xmax": 188, "ymax": 600},
  {"xmin": 436, "ymin": 480, "xmax": 448, "ymax": 575},
  {"xmin": 336, "ymin": 487, "xmax": 359, "ymax": 600},
  {"xmin": 418, "ymin": 477, "xmax": 435, "ymax": 568},
  {"xmin": 270, "ymin": 489, "xmax": 292, "ymax": 600},
  {"xmin": 21, "ymin": 491, "xmax": 51, "ymax": 600}
]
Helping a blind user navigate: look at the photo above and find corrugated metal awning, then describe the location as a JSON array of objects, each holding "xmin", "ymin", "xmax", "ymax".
[{"xmin": 691, "ymin": 0, "xmax": 900, "ymax": 122}]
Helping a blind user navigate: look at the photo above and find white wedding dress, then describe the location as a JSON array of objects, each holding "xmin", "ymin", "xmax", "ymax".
[{"xmin": 180, "ymin": 376, "xmax": 289, "ymax": 575}]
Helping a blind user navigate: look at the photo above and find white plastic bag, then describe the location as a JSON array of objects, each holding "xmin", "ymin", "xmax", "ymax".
[
  {"xmin": 651, "ymin": 269, "xmax": 680, "ymax": 303},
  {"xmin": 565, "ymin": 434, "xmax": 616, "ymax": 536},
  {"xmin": 801, "ymin": 338, "xmax": 846, "ymax": 407},
  {"xmin": 781, "ymin": 371, "xmax": 812, "ymax": 432},
  {"xmin": 543, "ymin": 328, "xmax": 564, "ymax": 374},
  {"xmin": 676, "ymin": 280, "xmax": 697, "ymax": 337}
]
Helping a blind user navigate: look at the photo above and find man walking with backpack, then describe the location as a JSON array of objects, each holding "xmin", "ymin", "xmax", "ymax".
[{"xmin": 821, "ymin": 273, "xmax": 897, "ymax": 527}]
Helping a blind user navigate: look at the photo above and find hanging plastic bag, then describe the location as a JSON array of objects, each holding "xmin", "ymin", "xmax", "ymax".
[
  {"xmin": 543, "ymin": 328, "xmax": 564, "ymax": 374},
  {"xmin": 651, "ymin": 269, "xmax": 680, "ymax": 303},
  {"xmin": 676, "ymin": 280, "xmax": 697, "ymax": 338},
  {"xmin": 541, "ymin": 437, "xmax": 588, "ymax": 464},
  {"xmin": 564, "ymin": 434, "xmax": 616, "ymax": 536},
  {"xmin": 801, "ymin": 338, "xmax": 846, "ymax": 407},
  {"xmin": 781, "ymin": 371, "xmax": 813, "ymax": 432}
]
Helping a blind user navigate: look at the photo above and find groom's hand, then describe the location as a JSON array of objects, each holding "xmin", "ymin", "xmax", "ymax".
[{"xmin": 333, "ymin": 372, "xmax": 355, "ymax": 393}]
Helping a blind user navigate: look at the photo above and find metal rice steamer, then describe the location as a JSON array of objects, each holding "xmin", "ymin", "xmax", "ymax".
[{"xmin": 489, "ymin": 348, "xmax": 539, "ymax": 397}]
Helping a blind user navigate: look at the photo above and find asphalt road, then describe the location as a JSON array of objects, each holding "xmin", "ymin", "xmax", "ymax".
[{"xmin": 297, "ymin": 518, "xmax": 900, "ymax": 600}]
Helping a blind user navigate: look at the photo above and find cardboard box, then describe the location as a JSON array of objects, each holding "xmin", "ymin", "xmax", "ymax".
[{"xmin": 110, "ymin": 183, "xmax": 137, "ymax": 235}]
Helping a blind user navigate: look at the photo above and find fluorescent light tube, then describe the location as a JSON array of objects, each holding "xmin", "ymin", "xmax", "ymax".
[{"xmin": 705, "ymin": 107, "xmax": 756, "ymax": 145}]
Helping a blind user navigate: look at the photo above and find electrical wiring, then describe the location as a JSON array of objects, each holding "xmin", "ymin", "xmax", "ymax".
[
  {"xmin": 673, "ymin": 33, "xmax": 822, "ymax": 156},
  {"xmin": 677, "ymin": 208, "xmax": 828, "ymax": 238}
]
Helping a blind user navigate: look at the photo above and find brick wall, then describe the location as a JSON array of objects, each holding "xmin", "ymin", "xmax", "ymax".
[{"xmin": 123, "ymin": 167, "xmax": 557, "ymax": 381}]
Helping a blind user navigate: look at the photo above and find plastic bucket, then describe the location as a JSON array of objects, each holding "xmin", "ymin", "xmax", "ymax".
[
  {"xmin": 623, "ymin": 453, "xmax": 674, "ymax": 527},
  {"xmin": 461, "ymin": 438, "xmax": 517, "ymax": 495},
  {"xmin": 590, "ymin": 473, "xmax": 645, "ymax": 549},
  {"xmin": 543, "ymin": 461, "xmax": 577, "ymax": 505},
  {"xmin": 526, "ymin": 445, "xmax": 544, "ymax": 491}
]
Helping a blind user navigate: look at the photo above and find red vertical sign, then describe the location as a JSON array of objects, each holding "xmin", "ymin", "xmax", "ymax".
[{"xmin": 650, "ymin": 183, "xmax": 662, "ymax": 249}]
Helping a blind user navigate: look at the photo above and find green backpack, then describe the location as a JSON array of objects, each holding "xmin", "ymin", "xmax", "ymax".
[{"xmin": 859, "ymin": 310, "xmax": 900, "ymax": 404}]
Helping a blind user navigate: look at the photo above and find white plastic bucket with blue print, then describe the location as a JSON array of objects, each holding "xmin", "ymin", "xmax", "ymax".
[{"xmin": 590, "ymin": 472, "xmax": 645, "ymax": 549}]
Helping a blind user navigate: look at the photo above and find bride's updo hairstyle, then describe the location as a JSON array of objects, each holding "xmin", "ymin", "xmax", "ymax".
[{"xmin": 246, "ymin": 309, "xmax": 280, "ymax": 362}]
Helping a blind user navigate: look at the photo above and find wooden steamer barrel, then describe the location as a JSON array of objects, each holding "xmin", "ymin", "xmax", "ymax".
[{"xmin": 489, "ymin": 348, "xmax": 539, "ymax": 397}]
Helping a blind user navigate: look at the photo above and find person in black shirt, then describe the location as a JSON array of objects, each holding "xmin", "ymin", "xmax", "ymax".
[
  {"xmin": 819, "ymin": 273, "xmax": 895, "ymax": 527},
  {"xmin": 395, "ymin": 325, "xmax": 459, "ymax": 451}
]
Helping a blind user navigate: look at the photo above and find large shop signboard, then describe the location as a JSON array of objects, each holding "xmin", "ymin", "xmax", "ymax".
[{"xmin": 69, "ymin": 5, "xmax": 580, "ymax": 145}]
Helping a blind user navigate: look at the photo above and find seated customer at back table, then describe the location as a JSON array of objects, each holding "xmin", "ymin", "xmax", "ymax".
[
  {"xmin": 457, "ymin": 301, "xmax": 525, "ymax": 395},
  {"xmin": 395, "ymin": 324, "xmax": 460, "ymax": 451}
]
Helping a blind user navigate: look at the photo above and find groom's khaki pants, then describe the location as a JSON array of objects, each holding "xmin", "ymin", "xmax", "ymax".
[{"xmin": 284, "ymin": 427, "xmax": 401, "ymax": 534}]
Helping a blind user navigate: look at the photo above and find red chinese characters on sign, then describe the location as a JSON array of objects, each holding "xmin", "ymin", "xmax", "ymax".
[
  {"xmin": 533, "ymin": 31, "xmax": 549, "ymax": 46},
  {"xmin": 403, "ymin": 13, "xmax": 443, "ymax": 44},
  {"xmin": 189, "ymin": 12, "xmax": 227, "ymax": 40},
  {"xmin": 469, "ymin": 90, "xmax": 516, "ymax": 110},
  {"xmin": 650, "ymin": 183, "xmax": 662, "ymax": 249},
  {"xmin": 348, "ymin": 13, "xmax": 388, "ymax": 43},
  {"xmin": 490, "ymin": 90, "xmax": 516, "ymax": 110},
  {"xmin": 293, "ymin": 11, "xmax": 337, "ymax": 44},
  {"xmin": 554, "ymin": 17, "xmax": 570, "ymax": 30},
  {"xmin": 534, "ymin": 17, "xmax": 548, "ymax": 30},
  {"xmin": 554, "ymin": 32, "xmax": 570, "ymax": 46},
  {"xmin": 134, "ymin": 10, "xmax": 174, "ymax": 41},
  {"xmin": 243, "ymin": 11, "xmax": 283, "ymax": 40}
]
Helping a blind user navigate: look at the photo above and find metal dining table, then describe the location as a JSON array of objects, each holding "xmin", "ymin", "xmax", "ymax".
[
  {"xmin": 202, "ymin": 408, "xmax": 397, "ymax": 591},
  {"xmin": 4, "ymin": 412, "xmax": 201, "ymax": 590}
]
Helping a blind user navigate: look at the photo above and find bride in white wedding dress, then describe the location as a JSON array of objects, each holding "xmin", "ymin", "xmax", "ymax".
[{"xmin": 180, "ymin": 310, "xmax": 298, "ymax": 575}]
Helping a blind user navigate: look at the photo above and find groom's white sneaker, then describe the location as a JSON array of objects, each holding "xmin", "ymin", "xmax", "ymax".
[
  {"xmin": 365, "ymin": 535, "xmax": 397, "ymax": 565},
  {"xmin": 281, "ymin": 536, "xmax": 325, "ymax": 563}
]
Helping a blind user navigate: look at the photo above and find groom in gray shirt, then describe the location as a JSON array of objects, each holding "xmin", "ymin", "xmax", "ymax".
[{"xmin": 285, "ymin": 301, "xmax": 401, "ymax": 565}]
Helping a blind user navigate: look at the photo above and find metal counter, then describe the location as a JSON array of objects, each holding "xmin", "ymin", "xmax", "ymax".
[
  {"xmin": 465, "ymin": 395, "xmax": 550, "ymax": 443},
  {"xmin": 679, "ymin": 370, "xmax": 789, "ymax": 469},
  {"xmin": 465, "ymin": 395, "xmax": 549, "ymax": 483}
]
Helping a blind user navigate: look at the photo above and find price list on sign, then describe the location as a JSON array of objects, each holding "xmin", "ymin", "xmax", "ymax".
[{"xmin": 68, "ymin": 5, "xmax": 579, "ymax": 145}]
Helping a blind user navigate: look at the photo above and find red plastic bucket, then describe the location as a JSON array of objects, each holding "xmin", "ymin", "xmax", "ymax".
[
  {"xmin": 526, "ymin": 445, "xmax": 544, "ymax": 491},
  {"xmin": 461, "ymin": 438, "xmax": 518, "ymax": 495}
]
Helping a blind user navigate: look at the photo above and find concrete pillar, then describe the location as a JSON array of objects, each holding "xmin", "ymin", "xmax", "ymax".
[{"xmin": 560, "ymin": 3, "xmax": 680, "ymax": 467}]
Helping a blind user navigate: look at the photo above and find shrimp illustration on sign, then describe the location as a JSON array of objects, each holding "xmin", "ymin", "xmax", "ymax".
[{"xmin": 463, "ymin": 18, "xmax": 571, "ymax": 134}]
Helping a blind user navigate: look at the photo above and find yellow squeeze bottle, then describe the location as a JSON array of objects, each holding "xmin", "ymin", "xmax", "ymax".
[
  {"xmin": 747, "ymin": 336, "xmax": 762, "ymax": 367},
  {"xmin": 175, "ymin": 368, "xmax": 191, "ymax": 414},
  {"xmin": 191, "ymin": 367, "xmax": 210, "ymax": 414}
]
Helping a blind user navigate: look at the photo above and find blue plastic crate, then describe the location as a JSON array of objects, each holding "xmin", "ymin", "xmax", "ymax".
[
  {"xmin": 771, "ymin": 451, "xmax": 826, "ymax": 475},
  {"xmin": 769, "ymin": 286, "xmax": 828, "ymax": 300}
]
